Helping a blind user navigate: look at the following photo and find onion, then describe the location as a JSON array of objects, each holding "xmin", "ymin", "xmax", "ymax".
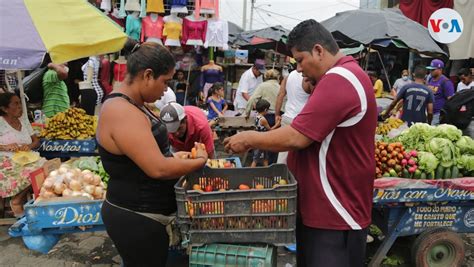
[
  {"xmin": 53, "ymin": 182, "xmax": 66, "ymax": 195},
  {"xmin": 58, "ymin": 167, "xmax": 69, "ymax": 174},
  {"xmin": 84, "ymin": 185, "xmax": 95, "ymax": 195},
  {"xmin": 69, "ymin": 180, "xmax": 82, "ymax": 191},
  {"xmin": 81, "ymin": 192, "xmax": 94, "ymax": 200},
  {"xmin": 49, "ymin": 170, "xmax": 58, "ymax": 177},
  {"xmin": 42, "ymin": 179, "xmax": 54, "ymax": 191},
  {"xmin": 62, "ymin": 188, "xmax": 73, "ymax": 197},
  {"xmin": 81, "ymin": 170, "xmax": 92, "ymax": 175},
  {"xmin": 93, "ymin": 187, "xmax": 104, "ymax": 199},
  {"xmin": 71, "ymin": 191, "xmax": 83, "ymax": 197},
  {"xmin": 41, "ymin": 191, "xmax": 56, "ymax": 199},
  {"xmin": 82, "ymin": 173, "xmax": 94, "ymax": 185},
  {"xmin": 92, "ymin": 175, "xmax": 101, "ymax": 186}
]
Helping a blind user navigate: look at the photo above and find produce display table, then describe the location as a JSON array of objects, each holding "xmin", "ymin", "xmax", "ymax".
[
  {"xmin": 37, "ymin": 139, "xmax": 98, "ymax": 158},
  {"xmin": 370, "ymin": 177, "xmax": 474, "ymax": 267}
]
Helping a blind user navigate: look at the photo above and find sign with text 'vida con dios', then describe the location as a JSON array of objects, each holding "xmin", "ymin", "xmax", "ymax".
[{"xmin": 37, "ymin": 139, "xmax": 97, "ymax": 154}]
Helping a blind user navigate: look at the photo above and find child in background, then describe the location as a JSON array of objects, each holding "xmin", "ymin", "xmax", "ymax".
[
  {"xmin": 207, "ymin": 82, "xmax": 227, "ymax": 127},
  {"xmin": 251, "ymin": 99, "xmax": 280, "ymax": 167}
]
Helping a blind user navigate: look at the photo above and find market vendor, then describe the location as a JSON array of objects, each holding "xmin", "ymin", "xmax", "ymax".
[
  {"xmin": 224, "ymin": 19, "xmax": 377, "ymax": 267},
  {"xmin": 97, "ymin": 42, "xmax": 208, "ymax": 266},
  {"xmin": 0, "ymin": 92, "xmax": 41, "ymax": 217},
  {"xmin": 233, "ymin": 59, "xmax": 265, "ymax": 113},
  {"xmin": 160, "ymin": 102, "xmax": 215, "ymax": 158}
]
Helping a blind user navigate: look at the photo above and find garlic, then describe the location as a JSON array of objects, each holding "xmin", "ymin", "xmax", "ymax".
[
  {"xmin": 62, "ymin": 188, "xmax": 73, "ymax": 197},
  {"xmin": 82, "ymin": 173, "xmax": 94, "ymax": 185},
  {"xmin": 71, "ymin": 191, "xmax": 83, "ymax": 197},
  {"xmin": 42, "ymin": 179, "xmax": 54, "ymax": 191},
  {"xmin": 53, "ymin": 182, "xmax": 66, "ymax": 195},
  {"xmin": 58, "ymin": 167, "xmax": 69, "ymax": 174},
  {"xmin": 81, "ymin": 170, "xmax": 92, "ymax": 175},
  {"xmin": 93, "ymin": 187, "xmax": 104, "ymax": 199},
  {"xmin": 49, "ymin": 170, "xmax": 58, "ymax": 177},
  {"xmin": 81, "ymin": 192, "xmax": 94, "ymax": 200},
  {"xmin": 92, "ymin": 175, "xmax": 101, "ymax": 186},
  {"xmin": 84, "ymin": 185, "xmax": 95, "ymax": 195}
]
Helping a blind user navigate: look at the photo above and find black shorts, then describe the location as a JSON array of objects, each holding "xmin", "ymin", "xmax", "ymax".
[{"xmin": 296, "ymin": 217, "xmax": 368, "ymax": 267}]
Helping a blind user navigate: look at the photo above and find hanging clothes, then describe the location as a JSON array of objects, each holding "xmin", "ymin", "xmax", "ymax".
[
  {"xmin": 147, "ymin": 0, "xmax": 164, "ymax": 13},
  {"xmin": 194, "ymin": 0, "xmax": 219, "ymax": 19},
  {"xmin": 182, "ymin": 18, "xmax": 207, "ymax": 46},
  {"xmin": 112, "ymin": 62, "xmax": 128, "ymax": 90},
  {"xmin": 200, "ymin": 68, "xmax": 223, "ymax": 97},
  {"xmin": 169, "ymin": 0, "xmax": 188, "ymax": 13},
  {"xmin": 163, "ymin": 21, "xmax": 182, "ymax": 46},
  {"xmin": 126, "ymin": 14, "xmax": 142, "ymax": 41},
  {"xmin": 100, "ymin": 0, "xmax": 112, "ymax": 12},
  {"xmin": 204, "ymin": 19, "xmax": 228, "ymax": 50},
  {"xmin": 100, "ymin": 57, "xmax": 112, "ymax": 96},
  {"xmin": 141, "ymin": 15, "xmax": 164, "ymax": 42},
  {"xmin": 399, "ymin": 0, "xmax": 453, "ymax": 27},
  {"xmin": 108, "ymin": 13, "xmax": 126, "ymax": 29},
  {"xmin": 82, "ymin": 57, "xmax": 104, "ymax": 105}
]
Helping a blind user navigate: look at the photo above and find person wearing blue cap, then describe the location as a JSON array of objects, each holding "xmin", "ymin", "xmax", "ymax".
[{"xmin": 426, "ymin": 59, "xmax": 454, "ymax": 125}]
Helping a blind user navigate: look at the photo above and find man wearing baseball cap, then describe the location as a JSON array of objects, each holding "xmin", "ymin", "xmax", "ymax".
[
  {"xmin": 426, "ymin": 59, "xmax": 454, "ymax": 125},
  {"xmin": 160, "ymin": 102, "xmax": 215, "ymax": 158},
  {"xmin": 233, "ymin": 59, "xmax": 265, "ymax": 113}
]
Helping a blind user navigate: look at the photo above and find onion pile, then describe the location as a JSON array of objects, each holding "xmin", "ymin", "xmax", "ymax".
[{"xmin": 38, "ymin": 164, "xmax": 106, "ymax": 201}]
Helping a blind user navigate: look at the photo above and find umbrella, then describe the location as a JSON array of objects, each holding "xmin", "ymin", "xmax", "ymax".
[
  {"xmin": 231, "ymin": 25, "xmax": 291, "ymax": 56},
  {"xmin": 0, "ymin": 0, "xmax": 127, "ymax": 114},
  {"xmin": 321, "ymin": 8, "xmax": 446, "ymax": 56}
]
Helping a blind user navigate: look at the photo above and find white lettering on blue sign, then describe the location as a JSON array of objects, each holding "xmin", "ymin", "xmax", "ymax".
[{"xmin": 52, "ymin": 207, "xmax": 100, "ymax": 225}]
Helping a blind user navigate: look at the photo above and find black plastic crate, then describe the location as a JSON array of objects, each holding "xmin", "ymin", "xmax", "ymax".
[{"xmin": 174, "ymin": 164, "xmax": 297, "ymax": 246}]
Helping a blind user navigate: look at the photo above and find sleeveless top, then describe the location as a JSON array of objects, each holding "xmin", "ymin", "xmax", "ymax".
[{"xmin": 98, "ymin": 93, "xmax": 178, "ymax": 214}]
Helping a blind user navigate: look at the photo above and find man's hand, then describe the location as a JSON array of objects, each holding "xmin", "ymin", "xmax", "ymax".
[
  {"xmin": 193, "ymin": 142, "xmax": 208, "ymax": 161},
  {"xmin": 224, "ymin": 131, "xmax": 253, "ymax": 154}
]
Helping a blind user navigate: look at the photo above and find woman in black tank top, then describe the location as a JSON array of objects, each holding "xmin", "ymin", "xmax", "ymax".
[{"xmin": 97, "ymin": 41, "xmax": 208, "ymax": 267}]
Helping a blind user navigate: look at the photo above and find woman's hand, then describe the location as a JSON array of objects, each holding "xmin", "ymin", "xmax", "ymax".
[
  {"xmin": 174, "ymin": 151, "xmax": 192, "ymax": 159},
  {"xmin": 18, "ymin": 144, "xmax": 31, "ymax": 151},
  {"xmin": 3, "ymin": 143, "xmax": 20, "ymax": 152}
]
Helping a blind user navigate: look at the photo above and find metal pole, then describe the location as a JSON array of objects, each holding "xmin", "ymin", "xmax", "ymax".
[
  {"xmin": 16, "ymin": 70, "xmax": 28, "ymax": 119},
  {"xmin": 242, "ymin": 0, "xmax": 248, "ymax": 30},
  {"xmin": 249, "ymin": 0, "xmax": 255, "ymax": 30}
]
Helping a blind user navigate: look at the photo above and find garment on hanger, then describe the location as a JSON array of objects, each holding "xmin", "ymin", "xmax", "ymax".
[
  {"xmin": 100, "ymin": 57, "xmax": 112, "ymax": 96},
  {"xmin": 182, "ymin": 18, "xmax": 207, "ymax": 46},
  {"xmin": 126, "ymin": 14, "xmax": 142, "ymax": 41},
  {"xmin": 82, "ymin": 57, "xmax": 104, "ymax": 104},
  {"xmin": 200, "ymin": 68, "xmax": 223, "ymax": 97},
  {"xmin": 147, "ymin": 0, "xmax": 164, "ymax": 13},
  {"xmin": 108, "ymin": 12, "xmax": 126, "ymax": 29},
  {"xmin": 204, "ymin": 19, "xmax": 228, "ymax": 50},
  {"xmin": 141, "ymin": 15, "xmax": 164, "ymax": 42},
  {"xmin": 195, "ymin": 0, "xmax": 219, "ymax": 19},
  {"xmin": 163, "ymin": 21, "xmax": 182, "ymax": 46},
  {"xmin": 101, "ymin": 0, "xmax": 112, "ymax": 12},
  {"xmin": 112, "ymin": 62, "xmax": 128, "ymax": 90},
  {"xmin": 169, "ymin": 0, "xmax": 188, "ymax": 13}
]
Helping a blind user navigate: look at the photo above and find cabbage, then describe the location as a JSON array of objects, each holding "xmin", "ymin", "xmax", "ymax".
[
  {"xmin": 456, "ymin": 136, "xmax": 474, "ymax": 155},
  {"xmin": 432, "ymin": 124, "xmax": 463, "ymax": 142},
  {"xmin": 72, "ymin": 157, "xmax": 99, "ymax": 172},
  {"xmin": 457, "ymin": 155, "xmax": 474, "ymax": 173},
  {"xmin": 417, "ymin": 152, "xmax": 439, "ymax": 173},
  {"xmin": 426, "ymin": 138, "xmax": 459, "ymax": 168}
]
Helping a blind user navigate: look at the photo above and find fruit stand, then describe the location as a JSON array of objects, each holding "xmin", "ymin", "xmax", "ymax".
[{"xmin": 37, "ymin": 108, "xmax": 98, "ymax": 159}]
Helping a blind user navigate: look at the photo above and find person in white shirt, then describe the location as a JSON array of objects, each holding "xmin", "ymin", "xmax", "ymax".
[
  {"xmin": 275, "ymin": 70, "xmax": 312, "ymax": 163},
  {"xmin": 391, "ymin": 69, "xmax": 412, "ymax": 96},
  {"xmin": 457, "ymin": 68, "xmax": 474, "ymax": 92},
  {"xmin": 233, "ymin": 59, "xmax": 265, "ymax": 113},
  {"xmin": 154, "ymin": 87, "xmax": 177, "ymax": 110}
]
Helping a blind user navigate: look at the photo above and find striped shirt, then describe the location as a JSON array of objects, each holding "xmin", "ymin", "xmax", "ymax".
[{"xmin": 42, "ymin": 70, "xmax": 70, "ymax": 118}]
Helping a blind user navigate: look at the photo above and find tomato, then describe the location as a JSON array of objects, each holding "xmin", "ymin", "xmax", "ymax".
[{"xmin": 205, "ymin": 185, "xmax": 213, "ymax": 192}]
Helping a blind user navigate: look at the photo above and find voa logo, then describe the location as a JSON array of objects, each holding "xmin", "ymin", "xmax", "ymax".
[{"xmin": 428, "ymin": 8, "xmax": 463, "ymax": 44}]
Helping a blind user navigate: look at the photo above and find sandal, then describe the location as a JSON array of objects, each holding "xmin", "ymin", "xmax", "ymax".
[{"xmin": 9, "ymin": 200, "xmax": 24, "ymax": 218}]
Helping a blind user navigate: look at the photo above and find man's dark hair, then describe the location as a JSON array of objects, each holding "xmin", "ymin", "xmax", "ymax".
[
  {"xmin": 413, "ymin": 65, "xmax": 427, "ymax": 79},
  {"xmin": 255, "ymin": 98, "xmax": 270, "ymax": 113},
  {"xmin": 287, "ymin": 19, "xmax": 339, "ymax": 55},
  {"xmin": 458, "ymin": 68, "xmax": 471, "ymax": 77}
]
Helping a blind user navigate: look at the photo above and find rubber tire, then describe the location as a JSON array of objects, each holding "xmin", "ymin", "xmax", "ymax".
[{"xmin": 411, "ymin": 228, "xmax": 465, "ymax": 267}]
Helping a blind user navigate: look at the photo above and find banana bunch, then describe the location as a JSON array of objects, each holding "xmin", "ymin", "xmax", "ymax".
[
  {"xmin": 376, "ymin": 118, "xmax": 404, "ymax": 135},
  {"xmin": 41, "ymin": 108, "xmax": 96, "ymax": 140}
]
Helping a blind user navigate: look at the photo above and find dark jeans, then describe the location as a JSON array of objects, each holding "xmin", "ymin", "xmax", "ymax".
[
  {"xmin": 264, "ymin": 113, "xmax": 278, "ymax": 164},
  {"xmin": 80, "ymin": 89, "xmax": 97, "ymax": 115},
  {"xmin": 101, "ymin": 201, "xmax": 169, "ymax": 267},
  {"xmin": 296, "ymin": 218, "xmax": 368, "ymax": 267}
]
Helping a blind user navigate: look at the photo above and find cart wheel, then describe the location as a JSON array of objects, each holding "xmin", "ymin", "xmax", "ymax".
[{"xmin": 411, "ymin": 228, "xmax": 465, "ymax": 267}]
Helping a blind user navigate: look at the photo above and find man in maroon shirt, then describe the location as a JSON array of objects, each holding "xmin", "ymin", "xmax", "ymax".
[
  {"xmin": 224, "ymin": 19, "xmax": 376, "ymax": 267},
  {"xmin": 160, "ymin": 102, "xmax": 215, "ymax": 158}
]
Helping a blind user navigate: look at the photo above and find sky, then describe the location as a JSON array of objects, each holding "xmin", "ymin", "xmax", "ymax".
[{"xmin": 220, "ymin": 0, "xmax": 360, "ymax": 31}]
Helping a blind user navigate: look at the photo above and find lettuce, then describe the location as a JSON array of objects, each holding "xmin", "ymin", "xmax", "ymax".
[
  {"xmin": 398, "ymin": 123, "xmax": 434, "ymax": 151},
  {"xmin": 417, "ymin": 152, "xmax": 439, "ymax": 173},
  {"xmin": 456, "ymin": 136, "xmax": 474, "ymax": 155},
  {"xmin": 426, "ymin": 138, "xmax": 459, "ymax": 168},
  {"xmin": 432, "ymin": 124, "xmax": 463, "ymax": 142},
  {"xmin": 457, "ymin": 155, "xmax": 474, "ymax": 173}
]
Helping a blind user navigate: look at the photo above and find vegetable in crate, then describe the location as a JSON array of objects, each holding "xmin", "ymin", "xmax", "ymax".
[{"xmin": 426, "ymin": 138, "xmax": 459, "ymax": 168}]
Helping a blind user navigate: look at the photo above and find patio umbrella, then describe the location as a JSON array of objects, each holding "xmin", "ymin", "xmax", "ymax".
[
  {"xmin": 232, "ymin": 25, "xmax": 291, "ymax": 56},
  {"xmin": 321, "ymin": 8, "xmax": 446, "ymax": 57},
  {"xmin": 0, "ymin": 0, "xmax": 127, "ymax": 114}
]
